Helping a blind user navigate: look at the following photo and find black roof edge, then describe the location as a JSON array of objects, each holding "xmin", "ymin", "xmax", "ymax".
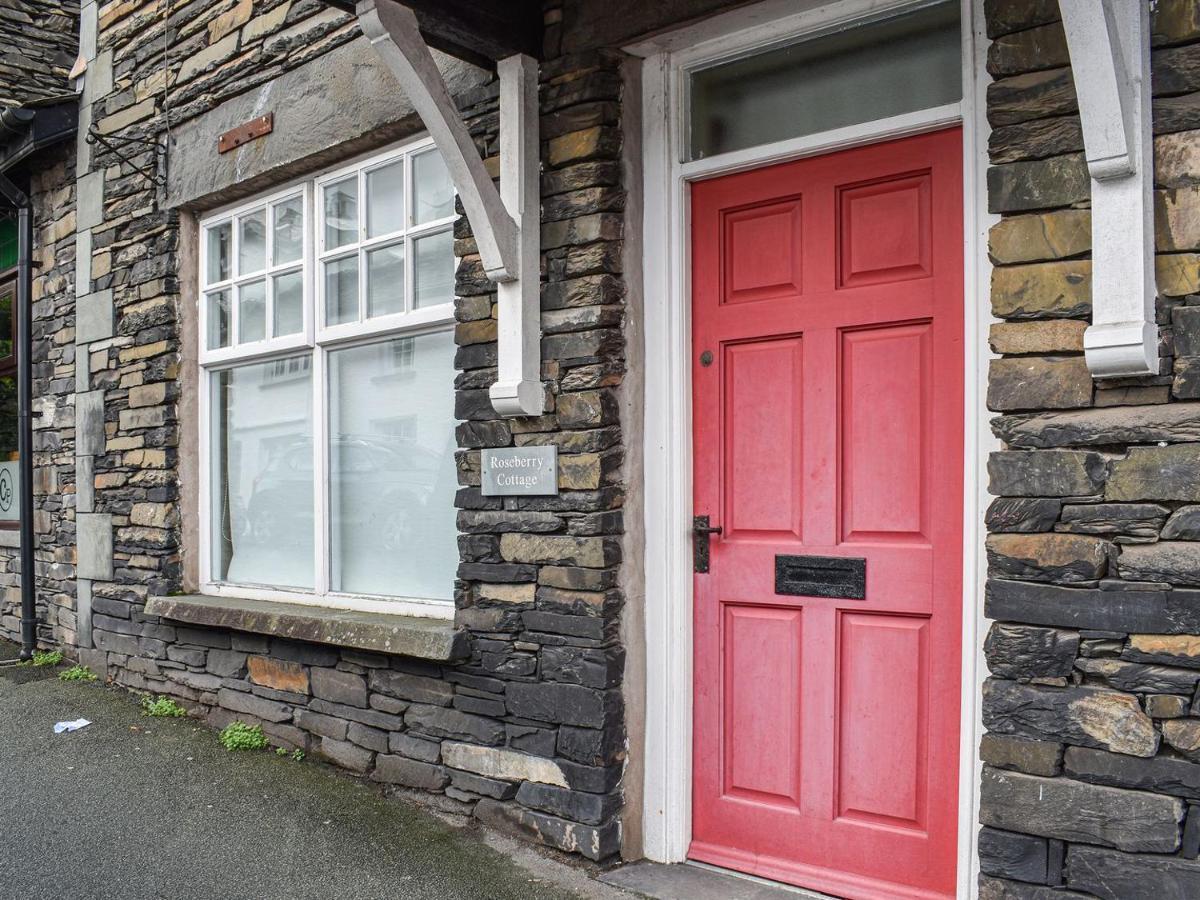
[
  {"xmin": 316, "ymin": 0, "xmax": 542, "ymax": 68},
  {"xmin": 0, "ymin": 100, "xmax": 78, "ymax": 177}
]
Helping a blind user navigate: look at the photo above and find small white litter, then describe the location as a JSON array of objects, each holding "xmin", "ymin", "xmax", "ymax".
[{"xmin": 53, "ymin": 718, "xmax": 91, "ymax": 734}]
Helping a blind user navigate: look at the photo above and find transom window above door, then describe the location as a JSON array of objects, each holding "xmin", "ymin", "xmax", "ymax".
[
  {"xmin": 685, "ymin": 0, "xmax": 962, "ymax": 161},
  {"xmin": 198, "ymin": 138, "xmax": 460, "ymax": 618}
]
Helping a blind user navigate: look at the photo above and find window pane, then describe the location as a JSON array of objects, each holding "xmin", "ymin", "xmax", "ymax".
[
  {"xmin": 206, "ymin": 289, "xmax": 230, "ymax": 349},
  {"xmin": 238, "ymin": 279, "xmax": 266, "ymax": 343},
  {"xmin": 328, "ymin": 330, "xmax": 457, "ymax": 599},
  {"xmin": 273, "ymin": 270, "xmax": 304, "ymax": 337},
  {"xmin": 211, "ymin": 358, "xmax": 314, "ymax": 589},
  {"xmin": 413, "ymin": 229, "xmax": 455, "ymax": 309},
  {"xmin": 0, "ymin": 373, "xmax": 18, "ymax": 522},
  {"xmin": 412, "ymin": 149, "xmax": 454, "ymax": 224},
  {"xmin": 324, "ymin": 256, "xmax": 359, "ymax": 326},
  {"xmin": 238, "ymin": 210, "xmax": 266, "ymax": 274},
  {"xmin": 207, "ymin": 222, "xmax": 231, "ymax": 283},
  {"xmin": 366, "ymin": 243, "xmax": 405, "ymax": 318},
  {"xmin": 687, "ymin": 2, "xmax": 961, "ymax": 160},
  {"xmin": 272, "ymin": 196, "xmax": 303, "ymax": 265},
  {"xmin": 367, "ymin": 161, "xmax": 405, "ymax": 238},
  {"xmin": 0, "ymin": 284, "xmax": 12, "ymax": 360},
  {"xmin": 0, "ymin": 220, "xmax": 15, "ymax": 270},
  {"xmin": 323, "ymin": 177, "xmax": 358, "ymax": 250}
]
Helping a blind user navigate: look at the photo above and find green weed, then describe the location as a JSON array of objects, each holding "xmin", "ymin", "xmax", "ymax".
[
  {"xmin": 142, "ymin": 695, "xmax": 187, "ymax": 718},
  {"xmin": 219, "ymin": 721, "xmax": 268, "ymax": 752},
  {"xmin": 19, "ymin": 649, "xmax": 64, "ymax": 667},
  {"xmin": 58, "ymin": 665, "xmax": 98, "ymax": 682}
]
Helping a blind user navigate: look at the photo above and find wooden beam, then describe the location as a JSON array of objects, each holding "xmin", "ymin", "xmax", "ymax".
[
  {"xmin": 359, "ymin": 0, "xmax": 519, "ymax": 280},
  {"xmin": 358, "ymin": 0, "xmax": 545, "ymax": 416},
  {"xmin": 490, "ymin": 54, "xmax": 544, "ymax": 417},
  {"xmin": 1061, "ymin": 0, "xmax": 1157, "ymax": 377}
]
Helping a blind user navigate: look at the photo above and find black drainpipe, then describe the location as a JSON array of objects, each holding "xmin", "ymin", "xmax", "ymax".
[{"xmin": 0, "ymin": 174, "xmax": 37, "ymax": 659}]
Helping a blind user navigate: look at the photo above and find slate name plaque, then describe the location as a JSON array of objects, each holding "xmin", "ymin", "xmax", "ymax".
[
  {"xmin": 775, "ymin": 554, "xmax": 866, "ymax": 600},
  {"xmin": 482, "ymin": 446, "xmax": 559, "ymax": 496}
]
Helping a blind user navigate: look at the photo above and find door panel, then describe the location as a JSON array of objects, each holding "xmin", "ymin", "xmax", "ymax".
[
  {"xmin": 723, "ymin": 604, "xmax": 804, "ymax": 807},
  {"xmin": 691, "ymin": 128, "xmax": 964, "ymax": 900},
  {"xmin": 724, "ymin": 338, "xmax": 804, "ymax": 538},
  {"xmin": 836, "ymin": 611, "xmax": 929, "ymax": 830},
  {"xmin": 725, "ymin": 200, "xmax": 804, "ymax": 303},
  {"xmin": 838, "ymin": 172, "xmax": 932, "ymax": 287},
  {"xmin": 840, "ymin": 322, "xmax": 931, "ymax": 543}
]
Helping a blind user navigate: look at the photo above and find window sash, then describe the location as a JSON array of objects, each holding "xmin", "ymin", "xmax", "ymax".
[
  {"xmin": 197, "ymin": 137, "xmax": 458, "ymax": 618},
  {"xmin": 200, "ymin": 184, "xmax": 312, "ymax": 366},
  {"xmin": 314, "ymin": 146, "xmax": 457, "ymax": 343}
]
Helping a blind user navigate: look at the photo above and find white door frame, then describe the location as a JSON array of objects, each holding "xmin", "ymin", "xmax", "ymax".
[{"xmin": 629, "ymin": 1, "xmax": 995, "ymax": 896}]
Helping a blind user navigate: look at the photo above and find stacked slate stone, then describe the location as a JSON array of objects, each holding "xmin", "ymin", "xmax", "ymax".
[
  {"xmin": 448, "ymin": 45, "xmax": 627, "ymax": 857},
  {"xmin": 68, "ymin": 0, "xmax": 363, "ymax": 657},
  {"xmin": 0, "ymin": 153, "xmax": 79, "ymax": 649},
  {"xmin": 0, "ymin": 0, "xmax": 79, "ymax": 650},
  {"xmin": 981, "ymin": 1, "xmax": 1200, "ymax": 896},
  {"xmin": 44, "ymin": 0, "xmax": 629, "ymax": 862},
  {"xmin": 0, "ymin": 0, "xmax": 79, "ymax": 107}
]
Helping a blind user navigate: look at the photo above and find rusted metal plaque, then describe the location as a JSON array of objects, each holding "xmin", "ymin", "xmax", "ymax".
[{"xmin": 218, "ymin": 113, "xmax": 273, "ymax": 154}]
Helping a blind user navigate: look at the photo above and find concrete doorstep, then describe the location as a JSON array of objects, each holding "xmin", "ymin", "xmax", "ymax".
[{"xmin": 600, "ymin": 861, "xmax": 835, "ymax": 900}]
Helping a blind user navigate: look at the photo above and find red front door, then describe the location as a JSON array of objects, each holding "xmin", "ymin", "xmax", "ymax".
[{"xmin": 690, "ymin": 128, "xmax": 964, "ymax": 900}]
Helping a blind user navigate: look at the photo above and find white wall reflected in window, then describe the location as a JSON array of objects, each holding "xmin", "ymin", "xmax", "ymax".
[
  {"xmin": 211, "ymin": 357, "xmax": 314, "ymax": 589},
  {"xmin": 328, "ymin": 331, "xmax": 458, "ymax": 599}
]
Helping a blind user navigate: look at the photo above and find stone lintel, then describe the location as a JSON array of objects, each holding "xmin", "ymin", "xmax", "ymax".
[
  {"xmin": 164, "ymin": 36, "xmax": 489, "ymax": 210},
  {"xmin": 145, "ymin": 594, "xmax": 469, "ymax": 662}
]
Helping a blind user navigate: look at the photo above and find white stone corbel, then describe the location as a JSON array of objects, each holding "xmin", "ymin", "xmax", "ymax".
[
  {"xmin": 1060, "ymin": 0, "xmax": 1158, "ymax": 377},
  {"xmin": 358, "ymin": 0, "xmax": 544, "ymax": 416}
]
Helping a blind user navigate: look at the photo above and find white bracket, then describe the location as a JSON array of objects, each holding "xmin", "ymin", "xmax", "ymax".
[
  {"xmin": 1061, "ymin": 0, "xmax": 1157, "ymax": 377},
  {"xmin": 358, "ymin": 0, "xmax": 545, "ymax": 415}
]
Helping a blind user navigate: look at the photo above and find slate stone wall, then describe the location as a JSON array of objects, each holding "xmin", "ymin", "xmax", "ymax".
[
  {"xmin": 0, "ymin": 0, "xmax": 650, "ymax": 863},
  {"xmin": 0, "ymin": 1, "xmax": 80, "ymax": 655},
  {"xmin": 0, "ymin": 146, "xmax": 79, "ymax": 652},
  {"xmin": 980, "ymin": 1, "xmax": 1200, "ymax": 896},
  {"xmin": 0, "ymin": 0, "xmax": 80, "ymax": 106},
  {"xmin": 32, "ymin": 0, "xmax": 1200, "ymax": 883}
]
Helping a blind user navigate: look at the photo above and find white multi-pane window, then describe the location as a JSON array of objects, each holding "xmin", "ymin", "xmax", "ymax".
[{"xmin": 199, "ymin": 138, "xmax": 460, "ymax": 618}]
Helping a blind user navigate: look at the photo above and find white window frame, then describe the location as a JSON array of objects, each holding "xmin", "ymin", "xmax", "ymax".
[
  {"xmin": 199, "ymin": 184, "xmax": 314, "ymax": 365},
  {"xmin": 198, "ymin": 136, "xmax": 459, "ymax": 620}
]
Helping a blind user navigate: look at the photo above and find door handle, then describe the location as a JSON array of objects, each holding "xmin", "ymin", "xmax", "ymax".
[{"xmin": 693, "ymin": 515, "xmax": 723, "ymax": 573}]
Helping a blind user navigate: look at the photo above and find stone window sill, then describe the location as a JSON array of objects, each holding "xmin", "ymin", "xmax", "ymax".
[{"xmin": 144, "ymin": 593, "xmax": 468, "ymax": 662}]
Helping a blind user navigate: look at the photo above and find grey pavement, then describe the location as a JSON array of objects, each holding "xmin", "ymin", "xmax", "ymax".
[{"xmin": 0, "ymin": 643, "xmax": 631, "ymax": 900}]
